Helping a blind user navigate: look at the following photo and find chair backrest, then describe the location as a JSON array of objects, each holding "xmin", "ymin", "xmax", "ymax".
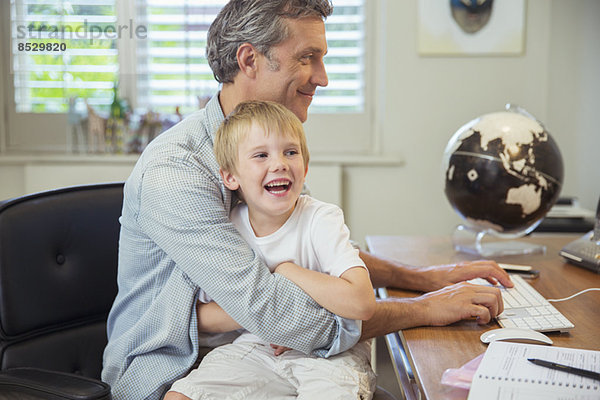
[{"xmin": 0, "ymin": 183, "xmax": 124, "ymax": 379}]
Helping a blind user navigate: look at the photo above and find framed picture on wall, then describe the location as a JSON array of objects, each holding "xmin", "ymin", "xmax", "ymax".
[{"xmin": 418, "ymin": 0, "xmax": 526, "ymax": 55}]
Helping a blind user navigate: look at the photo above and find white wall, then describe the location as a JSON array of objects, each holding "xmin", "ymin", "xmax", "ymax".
[
  {"xmin": 1, "ymin": 0, "xmax": 598, "ymax": 247},
  {"xmin": 0, "ymin": 155, "xmax": 342, "ymax": 207},
  {"xmin": 344, "ymin": 0, "xmax": 600, "ymax": 245},
  {"xmin": 546, "ymin": 0, "xmax": 600, "ymax": 213}
]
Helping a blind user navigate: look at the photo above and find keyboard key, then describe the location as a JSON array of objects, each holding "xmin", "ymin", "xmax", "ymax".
[
  {"xmin": 526, "ymin": 307, "xmax": 540, "ymax": 316},
  {"xmin": 473, "ymin": 274, "xmax": 574, "ymax": 333}
]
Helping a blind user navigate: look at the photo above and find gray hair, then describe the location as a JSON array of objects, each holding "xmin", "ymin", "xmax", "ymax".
[{"xmin": 206, "ymin": 0, "xmax": 333, "ymax": 83}]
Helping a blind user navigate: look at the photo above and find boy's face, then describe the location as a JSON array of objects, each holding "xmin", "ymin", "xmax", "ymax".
[{"xmin": 220, "ymin": 122, "xmax": 307, "ymax": 225}]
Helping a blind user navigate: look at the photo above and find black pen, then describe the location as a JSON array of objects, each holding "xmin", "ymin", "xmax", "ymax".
[{"xmin": 528, "ymin": 358, "xmax": 600, "ymax": 381}]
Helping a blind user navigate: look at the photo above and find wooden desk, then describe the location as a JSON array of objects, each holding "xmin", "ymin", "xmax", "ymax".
[{"xmin": 366, "ymin": 234, "xmax": 600, "ymax": 400}]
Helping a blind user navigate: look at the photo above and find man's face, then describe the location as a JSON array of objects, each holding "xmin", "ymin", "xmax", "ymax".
[
  {"xmin": 221, "ymin": 123, "xmax": 307, "ymax": 230},
  {"xmin": 254, "ymin": 17, "xmax": 328, "ymax": 122}
]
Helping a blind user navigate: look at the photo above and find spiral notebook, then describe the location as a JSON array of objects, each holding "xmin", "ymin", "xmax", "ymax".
[{"xmin": 468, "ymin": 341, "xmax": 600, "ymax": 399}]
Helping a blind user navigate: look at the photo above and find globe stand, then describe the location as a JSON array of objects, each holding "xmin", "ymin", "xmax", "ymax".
[{"xmin": 452, "ymin": 224, "xmax": 546, "ymax": 257}]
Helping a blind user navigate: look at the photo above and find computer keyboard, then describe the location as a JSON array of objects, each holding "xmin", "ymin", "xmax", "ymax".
[{"xmin": 471, "ymin": 274, "xmax": 574, "ymax": 333}]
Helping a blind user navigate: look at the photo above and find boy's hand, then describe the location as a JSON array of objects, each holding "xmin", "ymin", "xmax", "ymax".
[{"xmin": 270, "ymin": 344, "xmax": 292, "ymax": 356}]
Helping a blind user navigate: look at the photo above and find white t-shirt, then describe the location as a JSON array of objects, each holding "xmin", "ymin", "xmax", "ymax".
[
  {"xmin": 197, "ymin": 195, "xmax": 367, "ymax": 346},
  {"xmin": 233, "ymin": 195, "xmax": 364, "ymax": 275}
]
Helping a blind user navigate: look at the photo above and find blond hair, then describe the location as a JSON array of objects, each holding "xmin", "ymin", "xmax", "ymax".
[{"xmin": 214, "ymin": 101, "xmax": 310, "ymax": 174}]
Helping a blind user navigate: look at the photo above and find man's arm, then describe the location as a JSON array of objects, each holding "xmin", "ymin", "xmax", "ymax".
[
  {"xmin": 359, "ymin": 250, "xmax": 513, "ymax": 291},
  {"xmin": 360, "ymin": 281, "xmax": 504, "ymax": 340},
  {"xmin": 357, "ymin": 249, "xmax": 510, "ymax": 340},
  {"xmin": 274, "ymin": 263, "xmax": 376, "ymax": 321}
]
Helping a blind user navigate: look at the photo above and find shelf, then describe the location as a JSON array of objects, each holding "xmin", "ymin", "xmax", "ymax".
[{"xmin": 0, "ymin": 152, "xmax": 404, "ymax": 167}]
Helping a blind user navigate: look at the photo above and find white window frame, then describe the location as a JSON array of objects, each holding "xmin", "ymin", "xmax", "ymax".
[{"xmin": 1, "ymin": 0, "xmax": 382, "ymax": 157}]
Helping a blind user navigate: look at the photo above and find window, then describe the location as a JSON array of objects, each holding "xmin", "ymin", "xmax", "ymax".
[
  {"xmin": 5, "ymin": 0, "xmax": 371, "ymax": 154},
  {"xmin": 134, "ymin": 0, "xmax": 222, "ymax": 114},
  {"xmin": 314, "ymin": 0, "xmax": 365, "ymax": 113},
  {"xmin": 10, "ymin": 0, "xmax": 119, "ymax": 113},
  {"xmin": 135, "ymin": 0, "xmax": 365, "ymax": 114},
  {"xmin": 10, "ymin": 0, "xmax": 364, "ymax": 115}
]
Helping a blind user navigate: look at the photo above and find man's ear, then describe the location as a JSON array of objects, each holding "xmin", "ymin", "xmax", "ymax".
[
  {"xmin": 220, "ymin": 168, "xmax": 240, "ymax": 191},
  {"xmin": 236, "ymin": 43, "xmax": 258, "ymax": 79}
]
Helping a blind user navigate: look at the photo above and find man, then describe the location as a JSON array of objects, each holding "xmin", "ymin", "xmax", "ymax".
[{"xmin": 102, "ymin": 1, "xmax": 512, "ymax": 399}]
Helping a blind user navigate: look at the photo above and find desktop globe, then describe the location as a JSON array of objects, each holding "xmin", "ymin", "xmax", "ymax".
[{"xmin": 442, "ymin": 105, "xmax": 564, "ymax": 256}]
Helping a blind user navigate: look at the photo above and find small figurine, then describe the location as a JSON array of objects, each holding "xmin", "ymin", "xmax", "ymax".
[
  {"xmin": 197, "ymin": 95, "xmax": 211, "ymax": 109},
  {"xmin": 86, "ymin": 102, "xmax": 106, "ymax": 153},
  {"xmin": 67, "ymin": 97, "xmax": 86, "ymax": 153},
  {"xmin": 105, "ymin": 83, "xmax": 130, "ymax": 153},
  {"xmin": 161, "ymin": 106, "xmax": 184, "ymax": 133}
]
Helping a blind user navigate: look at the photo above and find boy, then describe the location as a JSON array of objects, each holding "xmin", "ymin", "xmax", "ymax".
[{"xmin": 166, "ymin": 101, "xmax": 377, "ymax": 399}]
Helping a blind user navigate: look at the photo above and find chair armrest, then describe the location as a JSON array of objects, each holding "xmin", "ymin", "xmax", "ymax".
[{"xmin": 0, "ymin": 368, "xmax": 111, "ymax": 400}]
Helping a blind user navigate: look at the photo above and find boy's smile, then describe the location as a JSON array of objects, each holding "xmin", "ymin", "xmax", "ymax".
[
  {"xmin": 220, "ymin": 122, "xmax": 307, "ymax": 236},
  {"xmin": 264, "ymin": 178, "xmax": 293, "ymax": 196}
]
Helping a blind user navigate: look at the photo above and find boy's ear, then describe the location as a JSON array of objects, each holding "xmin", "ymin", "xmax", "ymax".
[
  {"xmin": 220, "ymin": 168, "xmax": 240, "ymax": 191},
  {"xmin": 236, "ymin": 43, "xmax": 258, "ymax": 79}
]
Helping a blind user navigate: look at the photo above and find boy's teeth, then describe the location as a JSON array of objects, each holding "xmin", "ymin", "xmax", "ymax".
[{"xmin": 265, "ymin": 181, "xmax": 290, "ymax": 193}]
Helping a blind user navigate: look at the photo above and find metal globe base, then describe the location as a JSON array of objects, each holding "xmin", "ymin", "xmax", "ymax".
[{"xmin": 452, "ymin": 224, "xmax": 546, "ymax": 257}]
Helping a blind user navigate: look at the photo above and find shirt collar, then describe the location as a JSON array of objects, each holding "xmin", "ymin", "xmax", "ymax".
[{"xmin": 206, "ymin": 92, "xmax": 225, "ymax": 143}]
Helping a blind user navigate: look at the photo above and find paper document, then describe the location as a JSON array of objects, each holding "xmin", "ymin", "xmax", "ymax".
[{"xmin": 468, "ymin": 341, "xmax": 600, "ymax": 399}]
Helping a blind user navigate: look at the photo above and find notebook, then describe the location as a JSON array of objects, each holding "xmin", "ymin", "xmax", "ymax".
[{"xmin": 468, "ymin": 341, "xmax": 600, "ymax": 399}]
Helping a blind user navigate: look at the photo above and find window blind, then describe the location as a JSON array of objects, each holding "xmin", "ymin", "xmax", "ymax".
[
  {"xmin": 10, "ymin": 0, "xmax": 119, "ymax": 113},
  {"xmin": 135, "ymin": 0, "xmax": 365, "ymax": 114},
  {"xmin": 10, "ymin": 0, "xmax": 365, "ymax": 115}
]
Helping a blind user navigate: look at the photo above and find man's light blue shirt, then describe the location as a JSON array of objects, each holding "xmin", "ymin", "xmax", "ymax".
[{"xmin": 101, "ymin": 94, "xmax": 361, "ymax": 400}]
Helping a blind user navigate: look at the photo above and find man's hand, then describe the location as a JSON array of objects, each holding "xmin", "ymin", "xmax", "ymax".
[
  {"xmin": 416, "ymin": 281, "xmax": 504, "ymax": 326},
  {"xmin": 415, "ymin": 260, "xmax": 513, "ymax": 292}
]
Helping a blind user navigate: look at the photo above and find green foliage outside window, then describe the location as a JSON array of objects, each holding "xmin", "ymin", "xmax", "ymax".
[{"xmin": 13, "ymin": 1, "xmax": 364, "ymax": 115}]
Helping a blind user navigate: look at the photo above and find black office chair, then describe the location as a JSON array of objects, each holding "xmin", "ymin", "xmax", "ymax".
[
  {"xmin": 0, "ymin": 182, "xmax": 397, "ymax": 400},
  {"xmin": 0, "ymin": 183, "xmax": 123, "ymax": 399}
]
